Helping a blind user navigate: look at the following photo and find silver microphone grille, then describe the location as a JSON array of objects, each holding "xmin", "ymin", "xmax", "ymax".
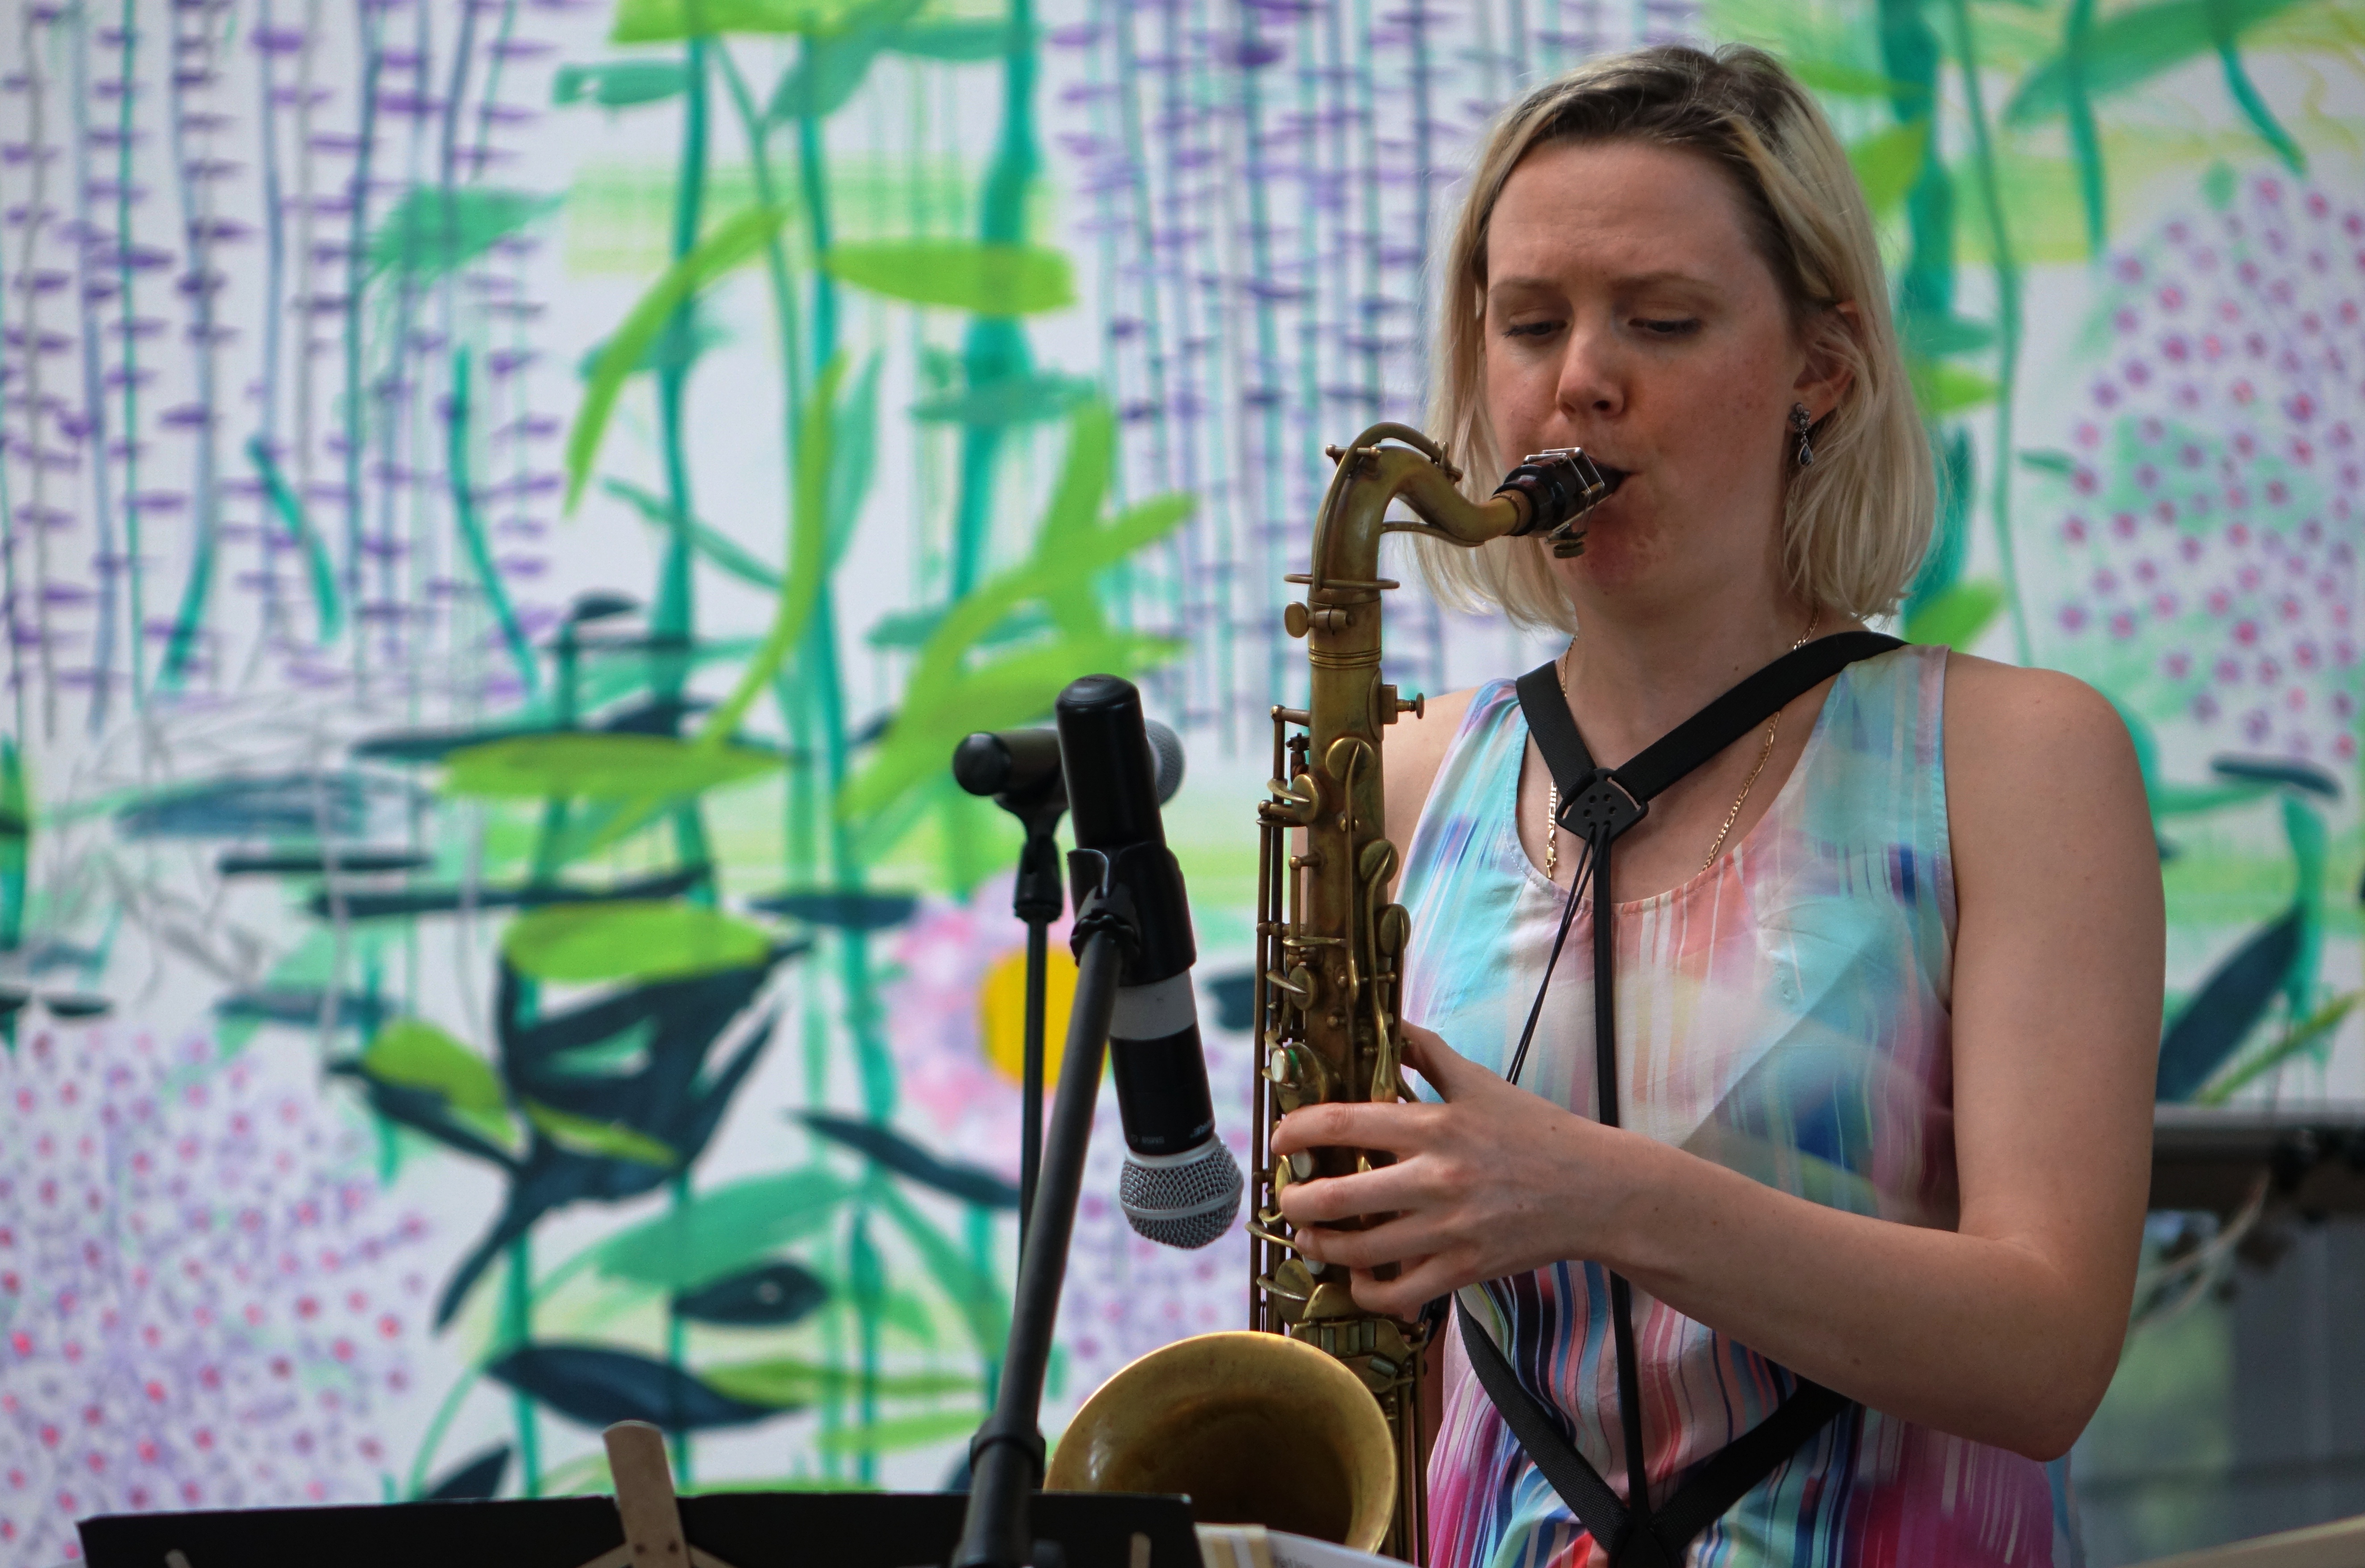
[{"xmin": 1118, "ymin": 1140, "xmax": 1243, "ymax": 1250}]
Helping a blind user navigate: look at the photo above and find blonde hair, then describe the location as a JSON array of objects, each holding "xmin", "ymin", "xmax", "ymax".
[{"xmin": 1414, "ymin": 43, "xmax": 1933, "ymax": 630}]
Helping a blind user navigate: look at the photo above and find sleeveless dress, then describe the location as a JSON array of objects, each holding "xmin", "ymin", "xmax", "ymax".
[{"xmin": 1404, "ymin": 645, "xmax": 2080, "ymax": 1568}]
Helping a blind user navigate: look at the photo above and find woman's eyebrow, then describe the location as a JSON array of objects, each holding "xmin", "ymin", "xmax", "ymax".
[{"xmin": 1487, "ymin": 269, "xmax": 1720, "ymax": 297}]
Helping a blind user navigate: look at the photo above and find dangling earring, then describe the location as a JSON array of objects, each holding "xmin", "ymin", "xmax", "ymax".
[{"xmin": 1790, "ymin": 402, "xmax": 1816, "ymax": 468}]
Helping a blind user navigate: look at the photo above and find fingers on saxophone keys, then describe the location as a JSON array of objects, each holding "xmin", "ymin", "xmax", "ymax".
[
  {"xmin": 1272, "ymin": 1102, "xmax": 1406, "ymax": 1156},
  {"xmin": 1290, "ymin": 1216, "xmax": 1411, "ymax": 1271},
  {"xmin": 1351, "ymin": 1260, "xmax": 1447, "ymax": 1318}
]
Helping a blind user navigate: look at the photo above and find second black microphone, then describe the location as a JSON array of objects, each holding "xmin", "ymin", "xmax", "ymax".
[{"xmin": 1053, "ymin": 675, "xmax": 1242, "ymax": 1250}]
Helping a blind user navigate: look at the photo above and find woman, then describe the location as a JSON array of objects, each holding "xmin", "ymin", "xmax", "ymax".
[{"xmin": 1268, "ymin": 44, "xmax": 2161, "ymax": 1568}]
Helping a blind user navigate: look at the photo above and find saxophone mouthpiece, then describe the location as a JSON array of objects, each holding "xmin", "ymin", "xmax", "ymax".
[{"xmin": 1493, "ymin": 448, "xmax": 1622, "ymax": 556}]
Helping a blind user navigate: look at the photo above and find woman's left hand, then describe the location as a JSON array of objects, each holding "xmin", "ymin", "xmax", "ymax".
[{"xmin": 1269, "ymin": 1022, "xmax": 1664, "ymax": 1317}]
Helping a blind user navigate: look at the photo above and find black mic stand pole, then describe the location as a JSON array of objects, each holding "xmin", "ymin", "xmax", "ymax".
[
  {"xmin": 1005, "ymin": 796, "xmax": 1064, "ymax": 1248},
  {"xmin": 952, "ymin": 869, "xmax": 1138, "ymax": 1568}
]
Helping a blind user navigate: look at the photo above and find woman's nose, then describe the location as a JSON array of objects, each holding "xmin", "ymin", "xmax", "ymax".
[{"xmin": 1554, "ymin": 324, "xmax": 1625, "ymax": 418}]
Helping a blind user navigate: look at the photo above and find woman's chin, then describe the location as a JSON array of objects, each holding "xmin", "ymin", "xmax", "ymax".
[{"xmin": 1558, "ymin": 516, "xmax": 1675, "ymax": 598}]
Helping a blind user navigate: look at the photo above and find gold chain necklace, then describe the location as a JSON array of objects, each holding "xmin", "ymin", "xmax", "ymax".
[{"xmin": 1545, "ymin": 608, "xmax": 1821, "ymax": 882}]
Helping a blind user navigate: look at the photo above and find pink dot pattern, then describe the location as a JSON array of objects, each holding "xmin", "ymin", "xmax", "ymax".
[
  {"xmin": 0, "ymin": 1028, "xmax": 425, "ymax": 1564},
  {"xmin": 883, "ymin": 894, "xmax": 1247, "ymax": 1424},
  {"xmin": 2037, "ymin": 174, "xmax": 2362, "ymax": 762}
]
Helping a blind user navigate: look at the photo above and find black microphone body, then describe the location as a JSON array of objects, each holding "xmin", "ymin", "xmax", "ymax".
[
  {"xmin": 1054, "ymin": 677, "xmax": 1241, "ymax": 1249},
  {"xmin": 954, "ymin": 720, "xmax": 1185, "ymax": 807}
]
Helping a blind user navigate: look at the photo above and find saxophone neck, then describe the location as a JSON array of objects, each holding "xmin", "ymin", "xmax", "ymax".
[{"xmin": 1308, "ymin": 427, "xmax": 1529, "ymax": 595}]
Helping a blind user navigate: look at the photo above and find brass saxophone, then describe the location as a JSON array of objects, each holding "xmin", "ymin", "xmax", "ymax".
[{"xmin": 1047, "ymin": 426, "xmax": 1617, "ymax": 1561}]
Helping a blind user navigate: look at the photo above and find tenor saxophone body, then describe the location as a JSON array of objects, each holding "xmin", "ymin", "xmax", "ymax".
[
  {"xmin": 1252, "ymin": 425, "xmax": 1612, "ymax": 1560},
  {"xmin": 1048, "ymin": 426, "xmax": 1615, "ymax": 1561}
]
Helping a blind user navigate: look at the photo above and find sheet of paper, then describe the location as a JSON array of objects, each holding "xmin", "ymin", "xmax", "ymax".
[{"xmin": 1193, "ymin": 1525, "xmax": 1402, "ymax": 1568}]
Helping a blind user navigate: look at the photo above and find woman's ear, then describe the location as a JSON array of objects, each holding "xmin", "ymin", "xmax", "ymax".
[{"xmin": 1793, "ymin": 299, "xmax": 1861, "ymax": 424}]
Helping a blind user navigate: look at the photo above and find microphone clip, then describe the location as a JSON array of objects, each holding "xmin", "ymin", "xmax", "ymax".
[
  {"xmin": 1065, "ymin": 844, "xmax": 1193, "ymax": 985},
  {"xmin": 1064, "ymin": 852, "xmax": 1141, "ymax": 966}
]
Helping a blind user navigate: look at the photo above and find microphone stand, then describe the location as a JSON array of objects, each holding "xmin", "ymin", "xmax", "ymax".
[
  {"xmin": 989, "ymin": 779, "xmax": 1067, "ymax": 1250},
  {"xmin": 953, "ymin": 867, "xmax": 1138, "ymax": 1568}
]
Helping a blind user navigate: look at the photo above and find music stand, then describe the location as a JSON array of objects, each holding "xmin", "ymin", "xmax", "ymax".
[{"xmin": 76, "ymin": 1420, "xmax": 1200, "ymax": 1568}]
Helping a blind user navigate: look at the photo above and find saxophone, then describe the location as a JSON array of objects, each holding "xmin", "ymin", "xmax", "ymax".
[{"xmin": 1047, "ymin": 426, "xmax": 1617, "ymax": 1562}]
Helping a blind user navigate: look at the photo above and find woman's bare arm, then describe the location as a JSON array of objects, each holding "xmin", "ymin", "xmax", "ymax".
[{"xmin": 1276, "ymin": 657, "xmax": 2162, "ymax": 1460}]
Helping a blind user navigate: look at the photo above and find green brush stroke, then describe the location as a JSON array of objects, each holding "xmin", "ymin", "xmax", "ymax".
[
  {"xmin": 443, "ymin": 733, "xmax": 779, "ymax": 800},
  {"xmin": 2004, "ymin": 0, "xmax": 2312, "ymax": 125},
  {"xmin": 506, "ymin": 1237, "xmax": 541, "ymax": 1496},
  {"xmin": 363, "ymin": 1018, "xmax": 507, "ymax": 1117},
  {"xmin": 500, "ymin": 901, "xmax": 772, "ymax": 985},
  {"xmin": 366, "ymin": 186, "xmax": 557, "ymax": 283},
  {"xmin": 2064, "ymin": 0, "xmax": 2108, "ymax": 254},
  {"xmin": 592, "ymin": 1165, "xmax": 856, "ymax": 1289},
  {"xmin": 522, "ymin": 1102, "xmax": 678, "ymax": 1167},
  {"xmin": 701, "ymin": 1359, "xmax": 975, "ymax": 1406},
  {"xmin": 246, "ymin": 435, "xmax": 344, "ymax": 643},
  {"xmin": 554, "ymin": 59, "xmax": 693, "ymax": 108},
  {"xmin": 155, "ymin": 521, "xmax": 217, "ymax": 692},
  {"xmin": 0, "ymin": 740, "xmax": 26, "ymax": 958},
  {"xmin": 696, "ymin": 355, "xmax": 846, "ymax": 749},
  {"xmin": 819, "ymin": 240, "xmax": 1075, "ymax": 316},
  {"xmin": 605, "ymin": 476, "xmax": 783, "ymax": 591},
  {"xmin": 1947, "ymin": 0, "xmax": 2032, "ymax": 666},
  {"xmin": 610, "ymin": 0, "xmax": 869, "ymax": 44},
  {"xmin": 561, "ymin": 204, "xmax": 791, "ymax": 515},
  {"xmin": 448, "ymin": 349, "xmax": 541, "ymax": 696},
  {"xmin": 2210, "ymin": 16, "xmax": 2308, "ymax": 173}
]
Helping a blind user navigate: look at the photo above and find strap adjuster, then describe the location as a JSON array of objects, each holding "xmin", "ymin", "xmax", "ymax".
[{"xmin": 1557, "ymin": 769, "xmax": 1645, "ymax": 842}]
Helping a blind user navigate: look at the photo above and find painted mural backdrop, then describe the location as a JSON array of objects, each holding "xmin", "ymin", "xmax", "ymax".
[{"xmin": 0, "ymin": 0, "xmax": 2359, "ymax": 1562}]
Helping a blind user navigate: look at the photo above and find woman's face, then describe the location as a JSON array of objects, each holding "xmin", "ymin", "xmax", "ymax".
[{"xmin": 1482, "ymin": 137, "xmax": 1833, "ymax": 613}]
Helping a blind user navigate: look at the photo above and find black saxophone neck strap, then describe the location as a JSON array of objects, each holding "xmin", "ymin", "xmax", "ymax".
[
  {"xmin": 1480, "ymin": 630, "xmax": 1900, "ymax": 1565},
  {"xmin": 1459, "ymin": 1306, "xmax": 1850, "ymax": 1568}
]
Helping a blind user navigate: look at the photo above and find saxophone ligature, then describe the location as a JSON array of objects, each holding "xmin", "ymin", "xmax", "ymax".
[{"xmin": 1047, "ymin": 428, "xmax": 1619, "ymax": 1561}]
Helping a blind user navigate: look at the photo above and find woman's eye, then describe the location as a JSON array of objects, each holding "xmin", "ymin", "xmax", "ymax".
[
  {"xmin": 1503, "ymin": 319, "xmax": 1560, "ymax": 340},
  {"xmin": 1636, "ymin": 318, "xmax": 1700, "ymax": 337}
]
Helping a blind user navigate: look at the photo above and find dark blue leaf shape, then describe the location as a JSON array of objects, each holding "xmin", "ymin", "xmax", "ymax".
[
  {"xmin": 751, "ymin": 890, "xmax": 919, "ymax": 931},
  {"xmin": 116, "ymin": 771, "xmax": 411, "ymax": 839},
  {"xmin": 596, "ymin": 697, "xmax": 707, "ymax": 736},
  {"xmin": 1205, "ymin": 970, "xmax": 1256, "ymax": 1032},
  {"xmin": 424, "ymin": 1445, "xmax": 510, "ymax": 1500},
  {"xmin": 2211, "ymin": 755, "xmax": 2341, "ymax": 799},
  {"xmin": 306, "ymin": 865, "xmax": 709, "ymax": 922},
  {"xmin": 219, "ymin": 848, "xmax": 431, "ymax": 876},
  {"xmin": 569, "ymin": 591, "xmax": 640, "ymax": 623},
  {"xmin": 353, "ymin": 723, "xmax": 550, "ymax": 765},
  {"xmin": 434, "ymin": 958, "xmax": 791, "ymax": 1327},
  {"xmin": 218, "ymin": 989, "xmax": 389, "ymax": 1032},
  {"xmin": 671, "ymin": 1260, "xmax": 829, "ymax": 1326},
  {"xmin": 2157, "ymin": 905, "xmax": 2306, "ymax": 1102},
  {"xmin": 485, "ymin": 1344, "xmax": 777, "ymax": 1433},
  {"xmin": 798, "ymin": 1111, "xmax": 1020, "ymax": 1210},
  {"xmin": 0, "ymin": 989, "xmax": 27, "ymax": 1021},
  {"xmin": 42, "ymin": 995, "xmax": 112, "ymax": 1019},
  {"xmin": 330, "ymin": 1068, "xmax": 520, "ymax": 1170}
]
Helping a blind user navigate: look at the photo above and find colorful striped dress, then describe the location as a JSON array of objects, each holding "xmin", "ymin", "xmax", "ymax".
[{"xmin": 1404, "ymin": 645, "xmax": 2078, "ymax": 1568}]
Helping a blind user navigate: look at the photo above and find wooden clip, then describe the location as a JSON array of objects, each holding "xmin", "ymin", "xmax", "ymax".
[{"xmin": 570, "ymin": 1422, "xmax": 745, "ymax": 1568}]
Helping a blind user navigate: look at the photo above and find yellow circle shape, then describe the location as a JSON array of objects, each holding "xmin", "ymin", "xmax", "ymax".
[{"xmin": 980, "ymin": 944, "xmax": 1077, "ymax": 1087}]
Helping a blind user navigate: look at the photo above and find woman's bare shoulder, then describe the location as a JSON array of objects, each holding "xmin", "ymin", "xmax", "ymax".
[
  {"xmin": 1940, "ymin": 651, "xmax": 2150, "ymax": 870},
  {"xmin": 1941, "ymin": 651, "xmax": 2133, "ymax": 767}
]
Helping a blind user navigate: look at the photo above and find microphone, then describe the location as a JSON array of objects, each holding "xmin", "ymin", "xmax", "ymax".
[
  {"xmin": 1053, "ymin": 677, "xmax": 1240, "ymax": 1250},
  {"xmin": 953, "ymin": 719, "xmax": 1185, "ymax": 806}
]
